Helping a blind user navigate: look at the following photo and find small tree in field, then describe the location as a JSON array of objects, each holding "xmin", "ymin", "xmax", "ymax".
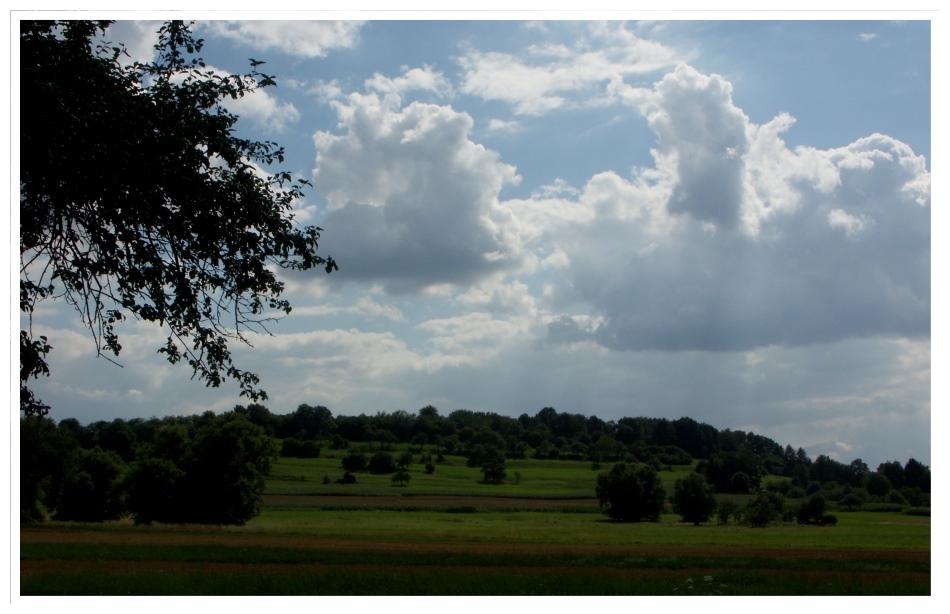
[
  {"xmin": 716, "ymin": 499, "xmax": 741, "ymax": 525},
  {"xmin": 595, "ymin": 462, "xmax": 666, "ymax": 522},
  {"xmin": 481, "ymin": 458, "xmax": 507, "ymax": 484},
  {"xmin": 392, "ymin": 470, "xmax": 411, "ymax": 487},
  {"xmin": 744, "ymin": 491, "xmax": 786, "ymax": 528},
  {"xmin": 341, "ymin": 450, "xmax": 367, "ymax": 473},
  {"xmin": 672, "ymin": 472, "xmax": 717, "ymax": 525},
  {"xmin": 797, "ymin": 494, "xmax": 827, "ymax": 525}
]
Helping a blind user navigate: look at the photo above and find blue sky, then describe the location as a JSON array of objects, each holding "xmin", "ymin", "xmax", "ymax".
[{"xmin": 16, "ymin": 14, "xmax": 933, "ymax": 468}]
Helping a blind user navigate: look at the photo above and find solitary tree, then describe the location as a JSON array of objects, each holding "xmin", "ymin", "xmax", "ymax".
[
  {"xmin": 672, "ymin": 472, "xmax": 717, "ymax": 525},
  {"xmin": 595, "ymin": 462, "xmax": 666, "ymax": 522},
  {"xmin": 19, "ymin": 20, "xmax": 336, "ymax": 416},
  {"xmin": 480, "ymin": 448, "xmax": 507, "ymax": 484}
]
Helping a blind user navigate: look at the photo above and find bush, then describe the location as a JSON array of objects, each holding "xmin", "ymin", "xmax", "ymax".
[
  {"xmin": 745, "ymin": 491, "xmax": 785, "ymax": 527},
  {"xmin": 716, "ymin": 500, "xmax": 741, "ymax": 525},
  {"xmin": 391, "ymin": 470, "xmax": 411, "ymax": 486},
  {"xmin": 341, "ymin": 450, "xmax": 367, "ymax": 472},
  {"xmin": 797, "ymin": 494, "xmax": 827, "ymax": 525},
  {"xmin": 369, "ymin": 451, "xmax": 397, "ymax": 474},
  {"xmin": 595, "ymin": 462, "xmax": 666, "ymax": 522},
  {"xmin": 281, "ymin": 438, "xmax": 321, "ymax": 458},
  {"xmin": 820, "ymin": 514, "xmax": 838, "ymax": 526},
  {"xmin": 336, "ymin": 471, "xmax": 357, "ymax": 484},
  {"xmin": 786, "ymin": 486, "xmax": 807, "ymax": 499}
]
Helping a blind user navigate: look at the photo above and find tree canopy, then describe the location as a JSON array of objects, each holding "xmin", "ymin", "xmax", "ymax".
[
  {"xmin": 19, "ymin": 20, "xmax": 336, "ymax": 416},
  {"xmin": 672, "ymin": 472, "xmax": 717, "ymax": 525},
  {"xmin": 595, "ymin": 462, "xmax": 666, "ymax": 522}
]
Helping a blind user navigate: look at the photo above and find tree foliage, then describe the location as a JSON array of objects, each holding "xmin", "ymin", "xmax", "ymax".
[
  {"xmin": 672, "ymin": 472, "xmax": 717, "ymax": 525},
  {"xmin": 595, "ymin": 462, "xmax": 666, "ymax": 522},
  {"xmin": 743, "ymin": 491, "xmax": 786, "ymax": 527},
  {"xmin": 19, "ymin": 20, "xmax": 336, "ymax": 416},
  {"xmin": 21, "ymin": 411, "xmax": 277, "ymax": 525}
]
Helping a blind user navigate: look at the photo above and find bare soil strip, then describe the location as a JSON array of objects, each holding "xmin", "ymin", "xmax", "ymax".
[
  {"xmin": 20, "ymin": 528, "xmax": 929, "ymax": 563},
  {"xmin": 18, "ymin": 558, "xmax": 928, "ymax": 585},
  {"xmin": 263, "ymin": 495, "xmax": 599, "ymax": 509}
]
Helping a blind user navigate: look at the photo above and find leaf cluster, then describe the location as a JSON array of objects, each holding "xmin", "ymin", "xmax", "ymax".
[{"xmin": 19, "ymin": 20, "xmax": 336, "ymax": 415}]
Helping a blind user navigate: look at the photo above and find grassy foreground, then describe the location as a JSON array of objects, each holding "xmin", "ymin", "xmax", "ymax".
[{"xmin": 20, "ymin": 456, "xmax": 931, "ymax": 596}]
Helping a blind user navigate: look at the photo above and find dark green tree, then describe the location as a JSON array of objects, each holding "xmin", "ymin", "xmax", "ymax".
[
  {"xmin": 877, "ymin": 461, "xmax": 905, "ymax": 490},
  {"xmin": 903, "ymin": 458, "xmax": 930, "ymax": 493},
  {"xmin": 595, "ymin": 462, "xmax": 666, "ymax": 522},
  {"xmin": 55, "ymin": 447, "xmax": 126, "ymax": 522},
  {"xmin": 20, "ymin": 417, "xmax": 79, "ymax": 521},
  {"xmin": 716, "ymin": 499, "xmax": 741, "ymax": 525},
  {"xmin": 173, "ymin": 412, "xmax": 279, "ymax": 525},
  {"xmin": 865, "ymin": 472, "xmax": 892, "ymax": 497},
  {"xmin": 479, "ymin": 448, "xmax": 507, "ymax": 484},
  {"xmin": 369, "ymin": 451, "xmax": 397, "ymax": 474},
  {"xmin": 123, "ymin": 457, "xmax": 184, "ymax": 525},
  {"xmin": 797, "ymin": 494, "xmax": 828, "ymax": 525},
  {"xmin": 672, "ymin": 472, "xmax": 717, "ymax": 525},
  {"xmin": 391, "ymin": 470, "xmax": 411, "ymax": 487},
  {"xmin": 744, "ymin": 491, "xmax": 785, "ymax": 527},
  {"xmin": 341, "ymin": 450, "xmax": 367, "ymax": 473},
  {"xmin": 19, "ymin": 20, "xmax": 336, "ymax": 416}
]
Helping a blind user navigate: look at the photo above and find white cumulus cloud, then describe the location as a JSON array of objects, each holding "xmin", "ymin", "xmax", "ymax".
[
  {"xmin": 312, "ymin": 87, "xmax": 524, "ymax": 293},
  {"xmin": 200, "ymin": 21, "xmax": 364, "ymax": 58}
]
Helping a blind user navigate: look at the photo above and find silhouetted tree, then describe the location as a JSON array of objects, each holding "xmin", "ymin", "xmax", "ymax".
[
  {"xmin": 341, "ymin": 450, "xmax": 368, "ymax": 473},
  {"xmin": 716, "ymin": 500, "xmax": 741, "ymax": 525},
  {"xmin": 903, "ymin": 458, "xmax": 930, "ymax": 493},
  {"xmin": 479, "ymin": 448, "xmax": 507, "ymax": 484},
  {"xmin": 20, "ymin": 417, "xmax": 79, "ymax": 521},
  {"xmin": 745, "ymin": 491, "xmax": 785, "ymax": 527},
  {"xmin": 797, "ymin": 494, "xmax": 828, "ymax": 525},
  {"xmin": 369, "ymin": 451, "xmax": 397, "ymax": 474},
  {"xmin": 55, "ymin": 447, "xmax": 125, "ymax": 521},
  {"xmin": 865, "ymin": 472, "xmax": 892, "ymax": 497},
  {"xmin": 167, "ymin": 412, "xmax": 278, "ymax": 525},
  {"xmin": 672, "ymin": 473, "xmax": 717, "ymax": 525},
  {"xmin": 19, "ymin": 20, "xmax": 336, "ymax": 416},
  {"xmin": 124, "ymin": 457, "xmax": 184, "ymax": 525},
  {"xmin": 877, "ymin": 461, "xmax": 905, "ymax": 490},
  {"xmin": 595, "ymin": 462, "xmax": 666, "ymax": 522}
]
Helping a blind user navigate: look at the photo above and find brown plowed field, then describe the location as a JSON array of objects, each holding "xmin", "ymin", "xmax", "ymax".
[
  {"xmin": 263, "ymin": 494, "xmax": 600, "ymax": 509},
  {"xmin": 19, "ymin": 527, "xmax": 929, "ymax": 562}
]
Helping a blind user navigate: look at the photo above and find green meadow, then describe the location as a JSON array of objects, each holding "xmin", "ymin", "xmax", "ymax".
[{"xmin": 20, "ymin": 455, "xmax": 930, "ymax": 596}]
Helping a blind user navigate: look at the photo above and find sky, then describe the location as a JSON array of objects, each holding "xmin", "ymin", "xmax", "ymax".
[{"xmin": 14, "ymin": 13, "xmax": 935, "ymax": 469}]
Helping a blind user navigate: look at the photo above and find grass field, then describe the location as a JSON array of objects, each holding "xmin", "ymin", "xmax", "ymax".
[{"xmin": 19, "ymin": 456, "xmax": 931, "ymax": 596}]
